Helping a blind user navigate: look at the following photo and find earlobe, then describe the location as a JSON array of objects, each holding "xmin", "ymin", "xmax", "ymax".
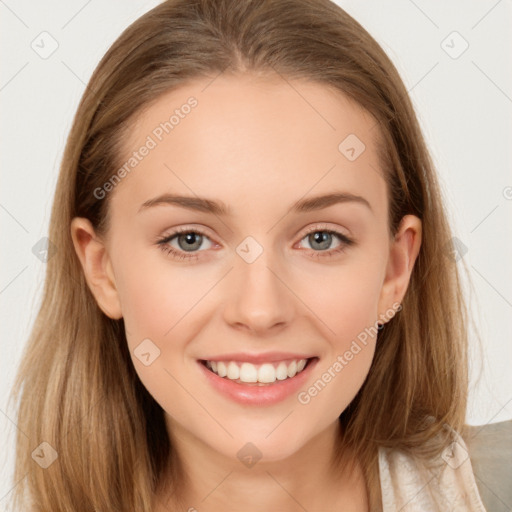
[
  {"xmin": 377, "ymin": 215, "xmax": 422, "ymax": 323},
  {"xmin": 70, "ymin": 217, "xmax": 123, "ymax": 320}
]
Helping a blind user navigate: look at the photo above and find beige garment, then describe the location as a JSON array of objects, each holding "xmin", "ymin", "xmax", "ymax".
[{"xmin": 378, "ymin": 427, "xmax": 487, "ymax": 511}]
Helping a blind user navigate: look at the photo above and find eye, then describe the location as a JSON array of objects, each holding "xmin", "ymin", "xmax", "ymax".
[
  {"xmin": 155, "ymin": 224, "xmax": 355, "ymax": 261},
  {"xmin": 156, "ymin": 227, "xmax": 214, "ymax": 261},
  {"xmin": 297, "ymin": 225, "xmax": 355, "ymax": 259}
]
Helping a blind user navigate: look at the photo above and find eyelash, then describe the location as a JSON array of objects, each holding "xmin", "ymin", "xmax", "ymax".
[{"xmin": 155, "ymin": 225, "xmax": 355, "ymax": 261}]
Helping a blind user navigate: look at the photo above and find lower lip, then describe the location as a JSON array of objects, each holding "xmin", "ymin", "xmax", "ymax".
[{"xmin": 197, "ymin": 358, "xmax": 319, "ymax": 406}]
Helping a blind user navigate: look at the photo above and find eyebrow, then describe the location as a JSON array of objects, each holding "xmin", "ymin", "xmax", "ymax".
[{"xmin": 137, "ymin": 191, "xmax": 372, "ymax": 216}]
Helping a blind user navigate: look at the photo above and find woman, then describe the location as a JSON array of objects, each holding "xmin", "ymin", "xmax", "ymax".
[{"xmin": 9, "ymin": 0, "xmax": 486, "ymax": 510}]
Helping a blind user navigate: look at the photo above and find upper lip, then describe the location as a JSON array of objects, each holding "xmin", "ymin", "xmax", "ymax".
[{"xmin": 199, "ymin": 352, "xmax": 317, "ymax": 364}]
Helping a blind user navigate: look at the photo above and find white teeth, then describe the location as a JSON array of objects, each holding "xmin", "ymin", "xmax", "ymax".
[
  {"xmin": 276, "ymin": 362, "xmax": 288, "ymax": 380},
  {"xmin": 258, "ymin": 363, "xmax": 277, "ymax": 383},
  {"xmin": 217, "ymin": 361, "xmax": 227, "ymax": 377},
  {"xmin": 227, "ymin": 362, "xmax": 239, "ymax": 380},
  {"xmin": 239, "ymin": 362, "xmax": 258, "ymax": 383},
  {"xmin": 204, "ymin": 358, "xmax": 310, "ymax": 383}
]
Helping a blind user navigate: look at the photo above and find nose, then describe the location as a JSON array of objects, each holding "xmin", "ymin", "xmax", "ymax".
[{"xmin": 222, "ymin": 249, "xmax": 294, "ymax": 335}]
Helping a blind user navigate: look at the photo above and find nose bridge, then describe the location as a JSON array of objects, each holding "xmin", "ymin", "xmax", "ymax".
[{"xmin": 223, "ymin": 235, "xmax": 293, "ymax": 332}]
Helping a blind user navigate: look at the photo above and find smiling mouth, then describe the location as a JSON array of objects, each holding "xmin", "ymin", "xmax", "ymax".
[{"xmin": 199, "ymin": 357, "xmax": 318, "ymax": 386}]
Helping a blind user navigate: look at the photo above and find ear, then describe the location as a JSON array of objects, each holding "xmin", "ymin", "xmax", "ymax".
[
  {"xmin": 70, "ymin": 217, "xmax": 123, "ymax": 320},
  {"xmin": 377, "ymin": 214, "xmax": 422, "ymax": 324}
]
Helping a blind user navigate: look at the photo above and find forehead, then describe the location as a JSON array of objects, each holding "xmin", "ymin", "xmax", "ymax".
[{"xmin": 108, "ymin": 72, "xmax": 387, "ymax": 224}]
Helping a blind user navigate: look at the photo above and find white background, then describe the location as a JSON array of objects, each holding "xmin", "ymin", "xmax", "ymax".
[{"xmin": 1, "ymin": 0, "xmax": 511, "ymax": 506}]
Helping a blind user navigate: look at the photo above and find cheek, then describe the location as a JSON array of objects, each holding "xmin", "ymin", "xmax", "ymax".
[
  {"xmin": 114, "ymin": 259, "xmax": 206, "ymax": 419},
  {"xmin": 291, "ymin": 258, "xmax": 383, "ymax": 411},
  {"xmin": 299, "ymin": 260, "xmax": 383, "ymax": 346},
  {"xmin": 114, "ymin": 254, "xmax": 215, "ymax": 395},
  {"xmin": 115, "ymin": 249, "xmax": 207, "ymax": 345},
  {"xmin": 296, "ymin": 280, "xmax": 379, "ymax": 419}
]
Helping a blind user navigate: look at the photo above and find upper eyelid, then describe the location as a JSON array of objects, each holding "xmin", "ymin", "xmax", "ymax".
[{"xmin": 301, "ymin": 223, "xmax": 350, "ymax": 236}]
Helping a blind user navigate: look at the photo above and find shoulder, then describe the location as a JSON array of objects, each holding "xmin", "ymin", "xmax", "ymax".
[
  {"xmin": 378, "ymin": 423, "xmax": 488, "ymax": 511},
  {"xmin": 464, "ymin": 419, "xmax": 512, "ymax": 512}
]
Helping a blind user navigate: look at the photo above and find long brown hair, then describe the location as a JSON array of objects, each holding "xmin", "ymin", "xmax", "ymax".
[{"xmin": 8, "ymin": 0, "xmax": 478, "ymax": 510}]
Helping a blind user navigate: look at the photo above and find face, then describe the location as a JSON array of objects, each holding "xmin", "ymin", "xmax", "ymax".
[{"xmin": 71, "ymin": 72, "xmax": 421, "ymax": 465}]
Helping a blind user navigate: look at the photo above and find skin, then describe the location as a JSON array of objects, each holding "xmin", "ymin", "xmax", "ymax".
[{"xmin": 71, "ymin": 72, "xmax": 421, "ymax": 511}]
